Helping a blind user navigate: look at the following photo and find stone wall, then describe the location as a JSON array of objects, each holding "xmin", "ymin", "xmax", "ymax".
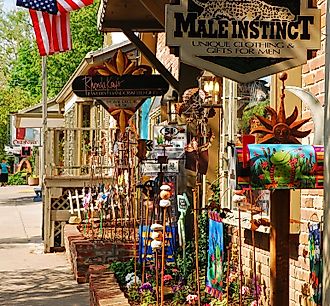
[{"xmin": 64, "ymin": 224, "xmax": 137, "ymax": 283}]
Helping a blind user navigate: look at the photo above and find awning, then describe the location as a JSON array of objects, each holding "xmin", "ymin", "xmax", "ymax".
[{"xmin": 97, "ymin": 0, "xmax": 169, "ymax": 32}]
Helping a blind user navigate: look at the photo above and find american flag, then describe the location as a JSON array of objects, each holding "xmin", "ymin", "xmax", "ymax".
[
  {"xmin": 29, "ymin": 10, "xmax": 72, "ymax": 56},
  {"xmin": 16, "ymin": 0, "xmax": 58, "ymax": 14},
  {"xmin": 16, "ymin": 0, "xmax": 94, "ymax": 56},
  {"xmin": 57, "ymin": 0, "xmax": 94, "ymax": 13}
]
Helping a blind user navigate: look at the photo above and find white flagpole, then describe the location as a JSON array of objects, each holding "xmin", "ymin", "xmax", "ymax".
[
  {"xmin": 41, "ymin": 55, "xmax": 48, "ymax": 244},
  {"xmin": 42, "ymin": 56, "xmax": 47, "ymax": 180}
]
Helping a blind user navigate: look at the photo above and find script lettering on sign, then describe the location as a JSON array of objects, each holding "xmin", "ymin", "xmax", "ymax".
[
  {"xmin": 72, "ymin": 75, "xmax": 169, "ymax": 98},
  {"xmin": 166, "ymin": 0, "xmax": 320, "ymax": 82}
]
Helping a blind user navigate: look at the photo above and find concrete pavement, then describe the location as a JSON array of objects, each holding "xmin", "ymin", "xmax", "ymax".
[{"xmin": 0, "ymin": 185, "xmax": 89, "ymax": 306}]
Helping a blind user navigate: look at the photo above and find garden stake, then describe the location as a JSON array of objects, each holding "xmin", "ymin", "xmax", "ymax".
[
  {"xmin": 155, "ymin": 251, "xmax": 159, "ymax": 306},
  {"xmin": 141, "ymin": 189, "xmax": 151, "ymax": 284},
  {"xmin": 226, "ymin": 243, "xmax": 232, "ymax": 303},
  {"xmin": 193, "ymin": 188, "xmax": 201, "ymax": 306},
  {"xmin": 238, "ymin": 205, "xmax": 243, "ymax": 306},
  {"xmin": 160, "ymin": 206, "xmax": 167, "ymax": 306},
  {"xmin": 249, "ymin": 191, "xmax": 259, "ymax": 306}
]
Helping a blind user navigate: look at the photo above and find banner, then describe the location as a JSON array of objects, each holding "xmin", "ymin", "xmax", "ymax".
[
  {"xmin": 206, "ymin": 211, "xmax": 224, "ymax": 299},
  {"xmin": 236, "ymin": 144, "xmax": 324, "ymax": 189},
  {"xmin": 138, "ymin": 225, "xmax": 177, "ymax": 263}
]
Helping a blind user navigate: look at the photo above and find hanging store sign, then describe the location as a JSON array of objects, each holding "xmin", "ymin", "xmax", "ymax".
[
  {"xmin": 141, "ymin": 160, "xmax": 179, "ymax": 174},
  {"xmin": 72, "ymin": 75, "xmax": 169, "ymax": 98},
  {"xmin": 166, "ymin": 0, "xmax": 321, "ymax": 82}
]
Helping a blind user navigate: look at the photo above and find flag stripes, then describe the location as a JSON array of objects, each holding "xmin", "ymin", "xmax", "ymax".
[
  {"xmin": 29, "ymin": 10, "xmax": 72, "ymax": 56},
  {"xmin": 57, "ymin": 0, "xmax": 93, "ymax": 13}
]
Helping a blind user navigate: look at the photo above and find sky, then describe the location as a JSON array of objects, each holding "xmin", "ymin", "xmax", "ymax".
[{"xmin": 3, "ymin": 0, "xmax": 16, "ymax": 11}]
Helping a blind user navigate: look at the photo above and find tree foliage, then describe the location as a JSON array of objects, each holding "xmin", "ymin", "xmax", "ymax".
[{"xmin": 9, "ymin": 0, "xmax": 103, "ymax": 100}]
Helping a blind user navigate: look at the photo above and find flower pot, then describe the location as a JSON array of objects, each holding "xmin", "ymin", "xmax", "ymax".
[{"xmin": 28, "ymin": 177, "xmax": 39, "ymax": 186}]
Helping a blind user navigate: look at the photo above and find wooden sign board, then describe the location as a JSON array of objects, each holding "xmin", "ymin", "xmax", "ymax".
[
  {"xmin": 72, "ymin": 75, "xmax": 169, "ymax": 98},
  {"xmin": 166, "ymin": 0, "xmax": 321, "ymax": 82}
]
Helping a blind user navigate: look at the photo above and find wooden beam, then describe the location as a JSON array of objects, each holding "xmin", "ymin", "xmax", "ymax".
[
  {"xmin": 137, "ymin": 0, "xmax": 165, "ymax": 27},
  {"xmin": 270, "ymin": 190, "xmax": 290, "ymax": 306},
  {"xmin": 121, "ymin": 28, "xmax": 180, "ymax": 93}
]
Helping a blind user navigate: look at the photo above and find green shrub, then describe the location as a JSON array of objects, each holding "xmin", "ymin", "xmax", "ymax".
[{"xmin": 8, "ymin": 171, "xmax": 27, "ymax": 185}]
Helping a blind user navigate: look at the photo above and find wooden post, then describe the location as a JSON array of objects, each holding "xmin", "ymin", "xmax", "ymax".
[{"xmin": 270, "ymin": 190, "xmax": 290, "ymax": 306}]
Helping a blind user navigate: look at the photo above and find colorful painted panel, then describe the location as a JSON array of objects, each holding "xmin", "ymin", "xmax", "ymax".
[
  {"xmin": 138, "ymin": 225, "xmax": 177, "ymax": 263},
  {"xmin": 206, "ymin": 211, "xmax": 224, "ymax": 299},
  {"xmin": 309, "ymin": 223, "xmax": 322, "ymax": 305},
  {"xmin": 236, "ymin": 145, "xmax": 324, "ymax": 190}
]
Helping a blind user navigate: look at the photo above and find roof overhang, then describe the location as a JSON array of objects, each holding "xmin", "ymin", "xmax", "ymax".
[
  {"xmin": 54, "ymin": 40, "xmax": 136, "ymax": 105},
  {"xmin": 12, "ymin": 100, "xmax": 64, "ymax": 128},
  {"xmin": 97, "ymin": 0, "xmax": 169, "ymax": 32}
]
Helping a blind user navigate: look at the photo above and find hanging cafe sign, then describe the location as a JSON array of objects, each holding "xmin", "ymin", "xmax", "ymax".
[
  {"xmin": 165, "ymin": 0, "xmax": 321, "ymax": 82},
  {"xmin": 72, "ymin": 49, "xmax": 169, "ymax": 134},
  {"xmin": 72, "ymin": 75, "xmax": 169, "ymax": 99}
]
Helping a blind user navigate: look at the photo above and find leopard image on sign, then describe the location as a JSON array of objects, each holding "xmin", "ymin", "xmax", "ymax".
[{"xmin": 165, "ymin": 0, "xmax": 320, "ymax": 82}]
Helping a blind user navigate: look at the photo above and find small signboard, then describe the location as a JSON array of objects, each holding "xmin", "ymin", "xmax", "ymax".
[
  {"xmin": 141, "ymin": 160, "xmax": 179, "ymax": 174},
  {"xmin": 166, "ymin": 0, "xmax": 321, "ymax": 82},
  {"xmin": 153, "ymin": 125, "xmax": 187, "ymax": 159},
  {"xmin": 138, "ymin": 225, "xmax": 177, "ymax": 262},
  {"xmin": 11, "ymin": 127, "xmax": 41, "ymax": 147},
  {"xmin": 72, "ymin": 75, "xmax": 169, "ymax": 98}
]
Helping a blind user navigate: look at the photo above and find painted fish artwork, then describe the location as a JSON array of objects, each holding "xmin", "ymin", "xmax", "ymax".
[
  {"xmin": 236, "ymin": 144, "xmax": 324, "ymax": 190},
  {"xmin": 206, "ymin": 211, "xmax": 224, "ymax": 299}
]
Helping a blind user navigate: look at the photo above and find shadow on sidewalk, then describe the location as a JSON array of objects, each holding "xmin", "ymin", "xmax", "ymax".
[
  {"xmin": 0, "ymin": 196, "xmax": 37, "ymax": 206},
  {"xmin": 0, "ymin": 236, "xmax": 42, "ymax": 247},
  {"xmin": 0, "ymin": 267, "xmax": 89, "ymax": 306}
]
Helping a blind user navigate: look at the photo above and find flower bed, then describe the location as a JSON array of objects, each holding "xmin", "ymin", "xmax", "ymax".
[{"xmin": 64, "ymin": 224, "xmax": 137, "ymax": 283}]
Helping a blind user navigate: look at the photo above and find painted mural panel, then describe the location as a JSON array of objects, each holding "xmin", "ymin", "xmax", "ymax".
[{"xmin": 206, "ymin": 212, "xmax": 224, "ymax": 299}]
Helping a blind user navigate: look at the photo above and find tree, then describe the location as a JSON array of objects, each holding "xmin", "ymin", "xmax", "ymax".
[
  {"xmin": 9, "ymin": 0, "xmax": 103, "ymax": 100},
  {"xmin": 0, "ymin": 87, "xmax": 35, "ymax": 155},
  {"xmin": 0, "ymin": 1, "xmax": 104, "ymax": 154}
]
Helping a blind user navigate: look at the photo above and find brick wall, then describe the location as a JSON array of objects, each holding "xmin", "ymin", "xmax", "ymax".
[
  {"xmin": 156, "ymin": 33, "xmax": 179, "ymax": 80},
  {"xmin": 89, "ymin": 271, "xmax": 130, "ymax": 306},
  {"xmin": 64, "ymin": 225, "xmax": 137, "ymax": 283}
]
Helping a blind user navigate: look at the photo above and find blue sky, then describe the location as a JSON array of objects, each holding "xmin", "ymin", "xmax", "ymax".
[{"xmin": 3, "ymin": 0, "xmax": 16, "ymax": 11}]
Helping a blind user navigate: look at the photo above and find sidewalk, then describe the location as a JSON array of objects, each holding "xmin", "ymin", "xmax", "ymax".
[{"xmin": 0, "ymin": 185, "xmax": 89, "ymax": 306}]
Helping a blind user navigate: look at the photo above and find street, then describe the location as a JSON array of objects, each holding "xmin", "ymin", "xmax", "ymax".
[{"xmin": 0, "ymin": 186, "xmax": 89, "ymax": 306}]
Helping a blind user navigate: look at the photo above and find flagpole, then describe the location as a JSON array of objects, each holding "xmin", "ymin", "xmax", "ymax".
[{"xmin": 41, "ymin": 55, "xmax": 48, "ymax": 246}]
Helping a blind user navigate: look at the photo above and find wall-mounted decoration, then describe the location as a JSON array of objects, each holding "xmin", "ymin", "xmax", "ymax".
[
  {"xmin": 309, "ymin": 222, "xmax": 322, "ymax": 305},
  {"xmin": 236, "ymin": 144, "xmax": 324, "ymax": 190},
  {"xmin": 166, "ymin": 0, "xmax": 321, "ymax": 82},
  {"xmin": 72, "ymin": 50, "xmax": 169, "ymax": 134},
  {"xmin": 206, "ymin": 211, "xmax": 224, "ymax": 299}
]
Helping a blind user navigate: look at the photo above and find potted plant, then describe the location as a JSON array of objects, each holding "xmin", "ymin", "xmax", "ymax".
[
  {"xmin": 28, "ymin": 148, "xmax": 39, "ymax": 186},
  {"xmin": 28, "ymin": 174, "xmax": 39, "ymax": 186}
]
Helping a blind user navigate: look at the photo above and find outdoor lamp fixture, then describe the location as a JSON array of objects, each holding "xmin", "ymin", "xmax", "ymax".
[{"xmin": 202, "ymin": 76, "xmax": 221, "ymax": 104}]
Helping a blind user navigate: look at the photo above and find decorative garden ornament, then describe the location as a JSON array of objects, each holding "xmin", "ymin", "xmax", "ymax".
[
  {"xmin": 151, "ymin": 240, "xmax": 162, "ymax": 250},
  {"xmin": 151, "ymin": 224, "xmax": 163, "ymax": 231},
  {"xmin": 251, "ymin": 73, "xmax": 311, "ymax": 144},
  {"xmin": 285, "ymin": 86, "xmax": 323, "ymax": 145},
  {"xmin": 151, "ymin": 231, "xmax": 163, "ymax": 241},
  {"xmin": 159, "ymin": 199, "xmax": 171, "ymax": 208}
]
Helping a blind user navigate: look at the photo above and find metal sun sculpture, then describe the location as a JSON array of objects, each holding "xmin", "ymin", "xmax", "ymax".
[
  {"xmin": 251, "ymin": 72, "xmax": 312, "ymax": 144},
  {"xmin": 88, "ymin": 49, "xmax": 152, "ymax": 76}
]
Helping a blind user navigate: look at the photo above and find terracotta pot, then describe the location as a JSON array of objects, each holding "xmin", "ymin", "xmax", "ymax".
[{"xmin": 28, "ymin": 177, "xmax": 39, "ymax": 186}]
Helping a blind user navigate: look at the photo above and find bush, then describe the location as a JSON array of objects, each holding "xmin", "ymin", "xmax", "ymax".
[{"xmin": 8, "ymin": 171, "xmax": 27, "ymax": 185}]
